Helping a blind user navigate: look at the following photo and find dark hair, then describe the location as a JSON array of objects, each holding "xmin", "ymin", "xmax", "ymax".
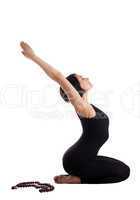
[{"xmin": 59, "ymin": 73, "xmax": 85, "ymax": 102}]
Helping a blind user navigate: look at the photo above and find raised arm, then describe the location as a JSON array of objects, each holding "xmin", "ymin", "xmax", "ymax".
[{"xmin": 20, "ymin": 41, "xmax": 96, "ymax": 118}]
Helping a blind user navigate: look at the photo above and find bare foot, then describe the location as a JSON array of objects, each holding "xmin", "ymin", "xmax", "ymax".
[{"xmin": 53, "ymin": 175, "xmax": 81, "ymax": 184}]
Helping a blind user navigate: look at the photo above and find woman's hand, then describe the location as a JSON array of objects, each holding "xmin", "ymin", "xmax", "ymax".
[
  {"xmin": 20, "ymin": 41, "xmax": 36, "ymax": 59},
  {"xmin": 19, "ymin": 41, "xmax": 61, "ymax": 81}
]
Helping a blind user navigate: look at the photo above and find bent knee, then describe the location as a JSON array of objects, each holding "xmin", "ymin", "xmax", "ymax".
[{"xmin": 116, "ymin": 164, "xmax": 130, "ymax": 181}]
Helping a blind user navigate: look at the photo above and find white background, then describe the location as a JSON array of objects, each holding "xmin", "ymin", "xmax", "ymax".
[{"xmin": 0, "ymin": 0, "xmax": 140, "ymax": 199}]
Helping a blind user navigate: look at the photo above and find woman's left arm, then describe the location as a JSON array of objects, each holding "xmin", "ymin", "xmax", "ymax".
[{"xmin": 20, "ymin": 41, "xmax": 62, "ymax": 81}]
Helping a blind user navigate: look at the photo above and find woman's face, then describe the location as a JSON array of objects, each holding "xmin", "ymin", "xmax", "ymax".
[{"xmin": 75, "ymin": 74, "xmax": 93, "ymax": 91}]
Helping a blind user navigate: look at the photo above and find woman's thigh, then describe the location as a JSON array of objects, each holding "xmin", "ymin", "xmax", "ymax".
[{"xmin": 69, "ymin": 155, "xmax": 130, "ymax": 183}]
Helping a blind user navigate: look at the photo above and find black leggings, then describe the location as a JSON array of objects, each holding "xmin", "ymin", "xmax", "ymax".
[
  {"xmin": 62, "ymin": 104, "xmax": 130, "ymax": 184},
  {"xmin": 62, "ymin": 155, "xmax": 130, "ymax": 184}
]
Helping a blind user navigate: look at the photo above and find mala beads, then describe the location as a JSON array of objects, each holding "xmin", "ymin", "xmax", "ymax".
[{"xmin": 11, "ymin": 181, "xmax": 55, "ymax": 193}]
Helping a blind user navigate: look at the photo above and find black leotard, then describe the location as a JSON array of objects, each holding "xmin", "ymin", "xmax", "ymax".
[{"xmin": 62, "ymin": 104, "xmax": 130, "ymax": 183}]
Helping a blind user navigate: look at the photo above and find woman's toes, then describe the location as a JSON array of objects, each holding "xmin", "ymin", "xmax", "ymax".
[
  {"xmin": 53, "ymin": 176, "xmax": 58, "ymax": 180},
  {"xmin": 53, "ymin": 175, "xmax": 66, "ymax": 183},
  {"xmin": 53, "ymin": 176, "xmax": 59, "ymax": 182},
  {"xmin": 53, "ymin": 175, "xmax": 81, "ymax": 184}
]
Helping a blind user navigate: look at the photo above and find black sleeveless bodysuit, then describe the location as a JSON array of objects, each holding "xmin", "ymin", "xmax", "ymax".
[{"xmin": 62, "ymin": 104, "xmax": 130, "ymax": 183}]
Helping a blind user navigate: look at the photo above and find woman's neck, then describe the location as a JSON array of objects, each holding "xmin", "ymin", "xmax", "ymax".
[{"xmin": 82, "ymin": 92, "xmax": 89, "ymax": 102}]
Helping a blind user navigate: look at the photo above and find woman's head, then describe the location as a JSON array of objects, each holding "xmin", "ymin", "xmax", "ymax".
[{"xmin": 59, "ymin": 73, "xmax": 93, "ymax": 102}]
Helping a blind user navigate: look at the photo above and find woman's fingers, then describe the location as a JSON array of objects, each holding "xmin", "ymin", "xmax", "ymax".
[
  {"xmin": 20, "ymin": 41, "xmax": 32, "ymax": 50},
  {"xmin": 21, "ymin": 51, "xmax": 25, "ymax": 55},
  {"xmin": 20, "ymin": 41, "xmax": 35, "ymax": 59},
  {"xmin": 21, "ymin": 51, "xmax": 28, "ymax": 57},
  {"xmin": 20, "ymin": 41, "xmax": 27, "ymax": 49}
]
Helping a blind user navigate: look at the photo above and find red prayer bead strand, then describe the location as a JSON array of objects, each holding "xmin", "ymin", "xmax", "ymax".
[{"xmin": 11, "ymin": 181, "xmax": 55, "ymax": 193}]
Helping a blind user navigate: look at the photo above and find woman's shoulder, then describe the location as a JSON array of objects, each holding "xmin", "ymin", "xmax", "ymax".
[
  {"xmin": 76, "ymin": 103, "xmax": 97, "ymax": 120},
  {"xmin": 76, "ymin": 103, "xmax": 108, "ymax": 120}
]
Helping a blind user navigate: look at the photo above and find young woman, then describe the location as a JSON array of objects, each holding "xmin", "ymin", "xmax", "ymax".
[{"xmin": 20, "ymin": 41, "xmax": 130, "ymax": 184}]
